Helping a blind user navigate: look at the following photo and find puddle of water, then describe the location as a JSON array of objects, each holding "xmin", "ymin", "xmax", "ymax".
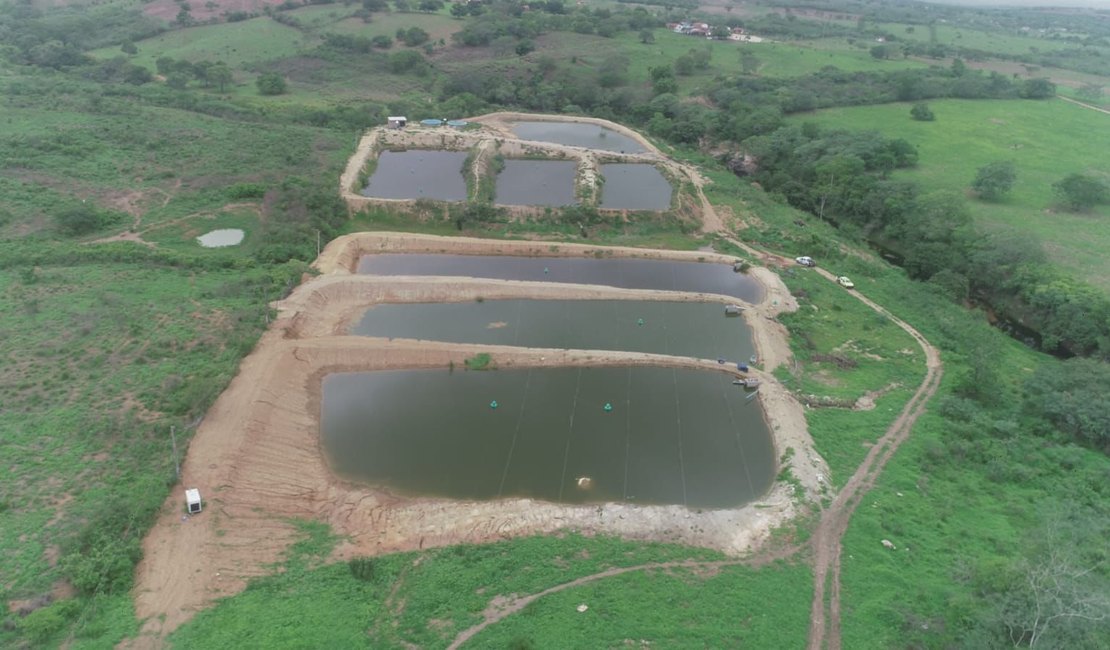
[
  {"xmin": 361, "ymin": 150, "xmax": 468, "ymax": 201},
  {"xmin": 352, "ymin": 300, "xmax": 755, "ymax": 361},
  {"xmin": 196, "ymin": 229, "xmax": 245, "ymax": 248},
  {"xmin": 495, "ymin": 160, "xmax": 578, "ymax": 207},
  {"xmin": 511, "ymin": 121, "xmax": 647, "ymax": 153},
  {"xmin": 357, "ymin": 254, "xmax": 764, "ymax": 304},
  {"xmin": 322, "ymin": 367, "xmax": 773, "ymax": 508},
  {"xmin": 600, "ymin": 164, "xmax": 673, "ymax": 211}
]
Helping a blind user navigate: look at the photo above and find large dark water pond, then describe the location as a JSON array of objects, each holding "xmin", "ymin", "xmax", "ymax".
[
  {"xmin": 511, "ymin": 121, "xmax": 647, "ymax": 154},
  {"xmin": 357, "ymin": 254, "xmax": 764, "ymax": 304},
  {"xmin": 361, "ymin": 150, "xmax": 468, "ymax": 201},
  {"xmin": 322, "ymin": 367, "xmax": 774, "ymax": 508},
  {"xmin": 495, "ymin": 159, "xmax": 578, "ymax": 207},
  {"xmin": 600, "ymin": 164, "xmax": 672, "ymax": 211},
  {"xmin": 352, "ymin": 300, "xmax": 755, "ymax": 362}
]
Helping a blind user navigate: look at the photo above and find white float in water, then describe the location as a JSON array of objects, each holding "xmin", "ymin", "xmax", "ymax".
[{"xmin": 197, "ymin": 228, "xmax": 245, "ymax": 248}]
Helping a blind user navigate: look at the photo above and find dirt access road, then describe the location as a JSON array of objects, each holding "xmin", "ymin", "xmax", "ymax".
[{"xmin": 438, "ymin": 132, "xmax": 944, "ymax": 649}]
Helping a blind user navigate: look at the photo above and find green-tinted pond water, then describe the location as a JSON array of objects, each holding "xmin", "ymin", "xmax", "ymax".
[
  {"xmin": 351, "ymin": 300, "xmax": 754, "ymax": 362},
  {"xmin": 321, "ymin": 367, "xmax": 774, "ymax": 509}
]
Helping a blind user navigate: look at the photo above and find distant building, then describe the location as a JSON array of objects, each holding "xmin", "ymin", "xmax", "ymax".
[{"xmin": 387, "ymin": 116, "xmax": 407, "ymax": 129}]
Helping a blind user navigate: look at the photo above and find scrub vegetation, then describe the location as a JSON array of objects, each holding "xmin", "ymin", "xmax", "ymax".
[{"xmin": 1, "ymin": 0, "xmax": 1108, "ymax": 648}]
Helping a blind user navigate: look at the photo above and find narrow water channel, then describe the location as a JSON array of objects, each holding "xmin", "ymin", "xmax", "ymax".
[
  {"xmin": 357, "ymin": 254, "xmax": 764, "ymax": 304},
  {"xmin": 351, "ymin": 300, "xmax": 755, "ymax": 362}
]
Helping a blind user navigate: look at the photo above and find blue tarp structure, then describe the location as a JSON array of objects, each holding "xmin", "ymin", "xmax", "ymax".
[
  {"xmin": 420, "ymin": 119, "xmax": 444, "ymax": 126},
  {"xmin": 447, "ymin": 120, "xmax": 468, "ymax": 127}
]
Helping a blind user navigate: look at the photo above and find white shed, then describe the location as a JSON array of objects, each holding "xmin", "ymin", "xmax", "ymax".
[
  {"xmin": 387, "ymin": 116, "xmax": 407, "ymax": 128},
  {"xmin": 185, "ymin": 488, "xmax": 202, "ymax": 514}
]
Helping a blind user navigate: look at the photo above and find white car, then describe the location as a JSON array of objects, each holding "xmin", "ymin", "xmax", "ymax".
[
  {"xmin": 795, "ymin": 256, "xmax": 816, "ymax": 267},
  {"xmin": 836, "ymin": 276, "xmax": 855, "ymax": 289}
]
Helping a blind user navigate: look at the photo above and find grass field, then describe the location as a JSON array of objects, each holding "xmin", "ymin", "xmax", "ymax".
[
  {"xmin": 793, "ymin": 98, "xmax": 1110, "ymax": 289},
  {"xmin": 89, "ymin": 17, "xmax": 309, "ymax": 68},
  {"xmin": 874, "ymin": 21, "xmax": 1081, "ymax": 56},
  {"xmin": 168, "ymin": 526, "xmax": 811, "ymax": 649},
  {"xmin": 613, "ymin": 30, "xmax": 925, "ymax": 88}
]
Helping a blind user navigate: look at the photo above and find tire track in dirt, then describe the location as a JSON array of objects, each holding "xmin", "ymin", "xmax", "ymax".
[
  {"xmin": 442, "ymin": 183, "xmax": 943, "ymax": 649},
  {"xmin": 805, "ymin": 270, "xmax": 943, "ymax": 650},
  {"xmin": 446, "ymin": 543, "xmax": 802, "ymax": 650}
]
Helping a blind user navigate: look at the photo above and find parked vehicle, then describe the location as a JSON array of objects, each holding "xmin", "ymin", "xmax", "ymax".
[
  {"xmin": 836, "ymin": 276, "xmax": 855, "ymax": 288},
  {"xmin": 795, "ymin": 256, "xmax": 816, "ymax": 267}
]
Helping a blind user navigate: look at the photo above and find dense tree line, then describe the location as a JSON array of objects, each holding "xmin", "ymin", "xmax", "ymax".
[{"xmin": 734, "ymin": 122, "xmax": 1110, "ymax": 360}]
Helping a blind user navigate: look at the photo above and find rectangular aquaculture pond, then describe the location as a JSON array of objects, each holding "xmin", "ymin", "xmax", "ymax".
[
  {"xmin": 321, "ymin": 367, "xmax": 774, "ymax": 509},
  {"xmin": 495, "ymin": 159, "xmax": 578, "ymax": 207},
  {"xmin": 510, "ymin": 121, "xmax": 647, "ymax": 154},
  {"xmin": 600, "ymin": 164, "xmax": 673, "ymax": 211},
  {"xmin": 351, "ymin": 300, "xmax": 755, "ymax": 361},
  {"xmin": 361, "ymin": 150, "xmax": 468, "ymax": 201},
  {"xmin": 357, "ymin": 254, "xmax": 764, "ymax": 304}
]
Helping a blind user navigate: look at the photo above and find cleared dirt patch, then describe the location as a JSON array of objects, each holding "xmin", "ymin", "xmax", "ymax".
[{"xmin": 130, "ymin": 233, "xmax": 823, "ymax": 646}]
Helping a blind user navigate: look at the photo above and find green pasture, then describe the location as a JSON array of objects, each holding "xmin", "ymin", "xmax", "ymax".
[
  {"xmin": 0, "ymin": 86, "xmax": 350, "ymax": 232},
  {"xmin": 468, "ymin": 561, "xmax": 812, "ymax": 647},
  {"xmin": 874, "ymin": 21, "xmax": 1079, "ymax": 56},
  {"xmin": 329, "ymin": 12, "xmax": 462, "ymax": 44},
  {"xmin": 0, "ymin": 258, "xmax": 288, "ymax": 647},
  {"xmin": 794, "ymin": 98, "xmax": 1110, "ymax": 289},
  {"xmin": 89, "ymin": 17, "xmax": 309, "ymax": 68},
  {"xmin": 613, "ymin": 30, "xmax": 924, "ymax": 88},
  {"xmin": 169, "ymin": 531, "xmax": 792, "ymax": 649}
]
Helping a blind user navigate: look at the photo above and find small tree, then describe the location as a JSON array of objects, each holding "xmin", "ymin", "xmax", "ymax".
[
  {"xmin": 208, "ymin": 63, "xmax": 232, "ymax": 92},
  {"xmin": 971, "ymin": 161, "xmax": 1016, "ymax": 201},
  {"xmin": 256, "ymin": 71, "xmax": 287, "ymax": 95},
  {"xmin": 910, "ymin": 103, "xmax": 935, "ymax": 121},
  {"xmin": 639, "ymin": 29, "xmax": 654, "ymax": 45},
  {"xmin": 1053, "ymin": 173, "xmax": 1109, "ymax": 211},
  {"xmin": 740, "ymin": 51, "xmax": 760, "ymax": 74},
  {"xmin": 120, "ymin": 40, "xmax": 137, "ymax": 55}
]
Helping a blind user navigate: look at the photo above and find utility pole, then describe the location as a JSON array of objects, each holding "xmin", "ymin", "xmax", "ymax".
[
  {"xmin": 171, "ymin": 425, "xmax": 180, "ymax": 480},
  {"xmin": 316, "ymin": 229, "xmax": 321, "ymax": 257}
]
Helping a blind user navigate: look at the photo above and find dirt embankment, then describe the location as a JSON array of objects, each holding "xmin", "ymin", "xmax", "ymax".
[
  {"xmin": 128, "ymin": 232, "xmax": 822, "ymax": 646},
  {"xmin": 339, "ymin": 112, "xmax": 680, "ymax": 216}
]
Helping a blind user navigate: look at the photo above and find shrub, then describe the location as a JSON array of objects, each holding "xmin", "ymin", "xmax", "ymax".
[
  {"xmin": 256, "ymin": 72, "xmax": 287, "ymax": 96},
  {"xmin": 910, "ymin": 102, "xmax": 935, "ymax": 121},
  {"xmin": 349, "ymin": 557, "xmax": 377, "ymax": 581}
]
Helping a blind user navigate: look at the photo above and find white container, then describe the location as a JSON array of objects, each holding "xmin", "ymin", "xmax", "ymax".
[{"xmin": 185, "ymin": 488, "xmax": 202, "ymax": 514}]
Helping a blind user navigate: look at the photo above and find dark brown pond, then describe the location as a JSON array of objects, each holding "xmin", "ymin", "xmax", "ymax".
[{"xmin": 322, "ymin": 367, "xmax": 774, "ymax": 509}]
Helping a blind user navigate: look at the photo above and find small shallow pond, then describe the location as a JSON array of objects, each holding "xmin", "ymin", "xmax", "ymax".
[
  {"xmin": 322, "ymin": 367, "xmax": 774, "ymax": 508},
  {"xmin": 357, "ymin": 254, "xmax": 764, "ymax": 304},
  {"xmin": 495, "ymin": 159, "xmax": 578, "ymax": 207},
  {"xmin": 600, "ymin": 164, "xmax": 673, "ymax": 211},
  {"xmin": 196, "ymin": 229, "xmax": 245, "ymax": 248},
  {"xmin": 361, "ymin": 150, "xmax": 468, "ymax": 201},
  {"xmin": 352, "ymin": 300, "xmax": 754, "ymax": 361},
  {"xmin": 511, "ymin": 121, "xmax": 647, "ymax": 154}
]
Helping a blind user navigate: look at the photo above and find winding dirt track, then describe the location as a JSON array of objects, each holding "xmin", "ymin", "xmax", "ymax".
[
  {"xmin": 805, "ymin": 270, "xmax": 943, "ymax": 650},
  {"xmin": 442, "ymin": 167, "xmax": 944, "ymax": 648}
]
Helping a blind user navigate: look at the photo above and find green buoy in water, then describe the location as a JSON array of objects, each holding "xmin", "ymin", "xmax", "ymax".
[
  {"xmin": 603, "ymin": 402, "xmax": 613, "ymax": 412},
  {"xmin": 490, "ymin": 400, "xmax": 498, "ymax": 409},
  {"xmin": 637, "ymin": 318, "xmax": 644, "ymax": 326}
]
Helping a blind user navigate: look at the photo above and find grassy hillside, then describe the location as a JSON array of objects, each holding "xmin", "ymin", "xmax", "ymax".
[{"xmin": 793, "ymin": 98, "xmax": 1110, "ymax": 289}]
